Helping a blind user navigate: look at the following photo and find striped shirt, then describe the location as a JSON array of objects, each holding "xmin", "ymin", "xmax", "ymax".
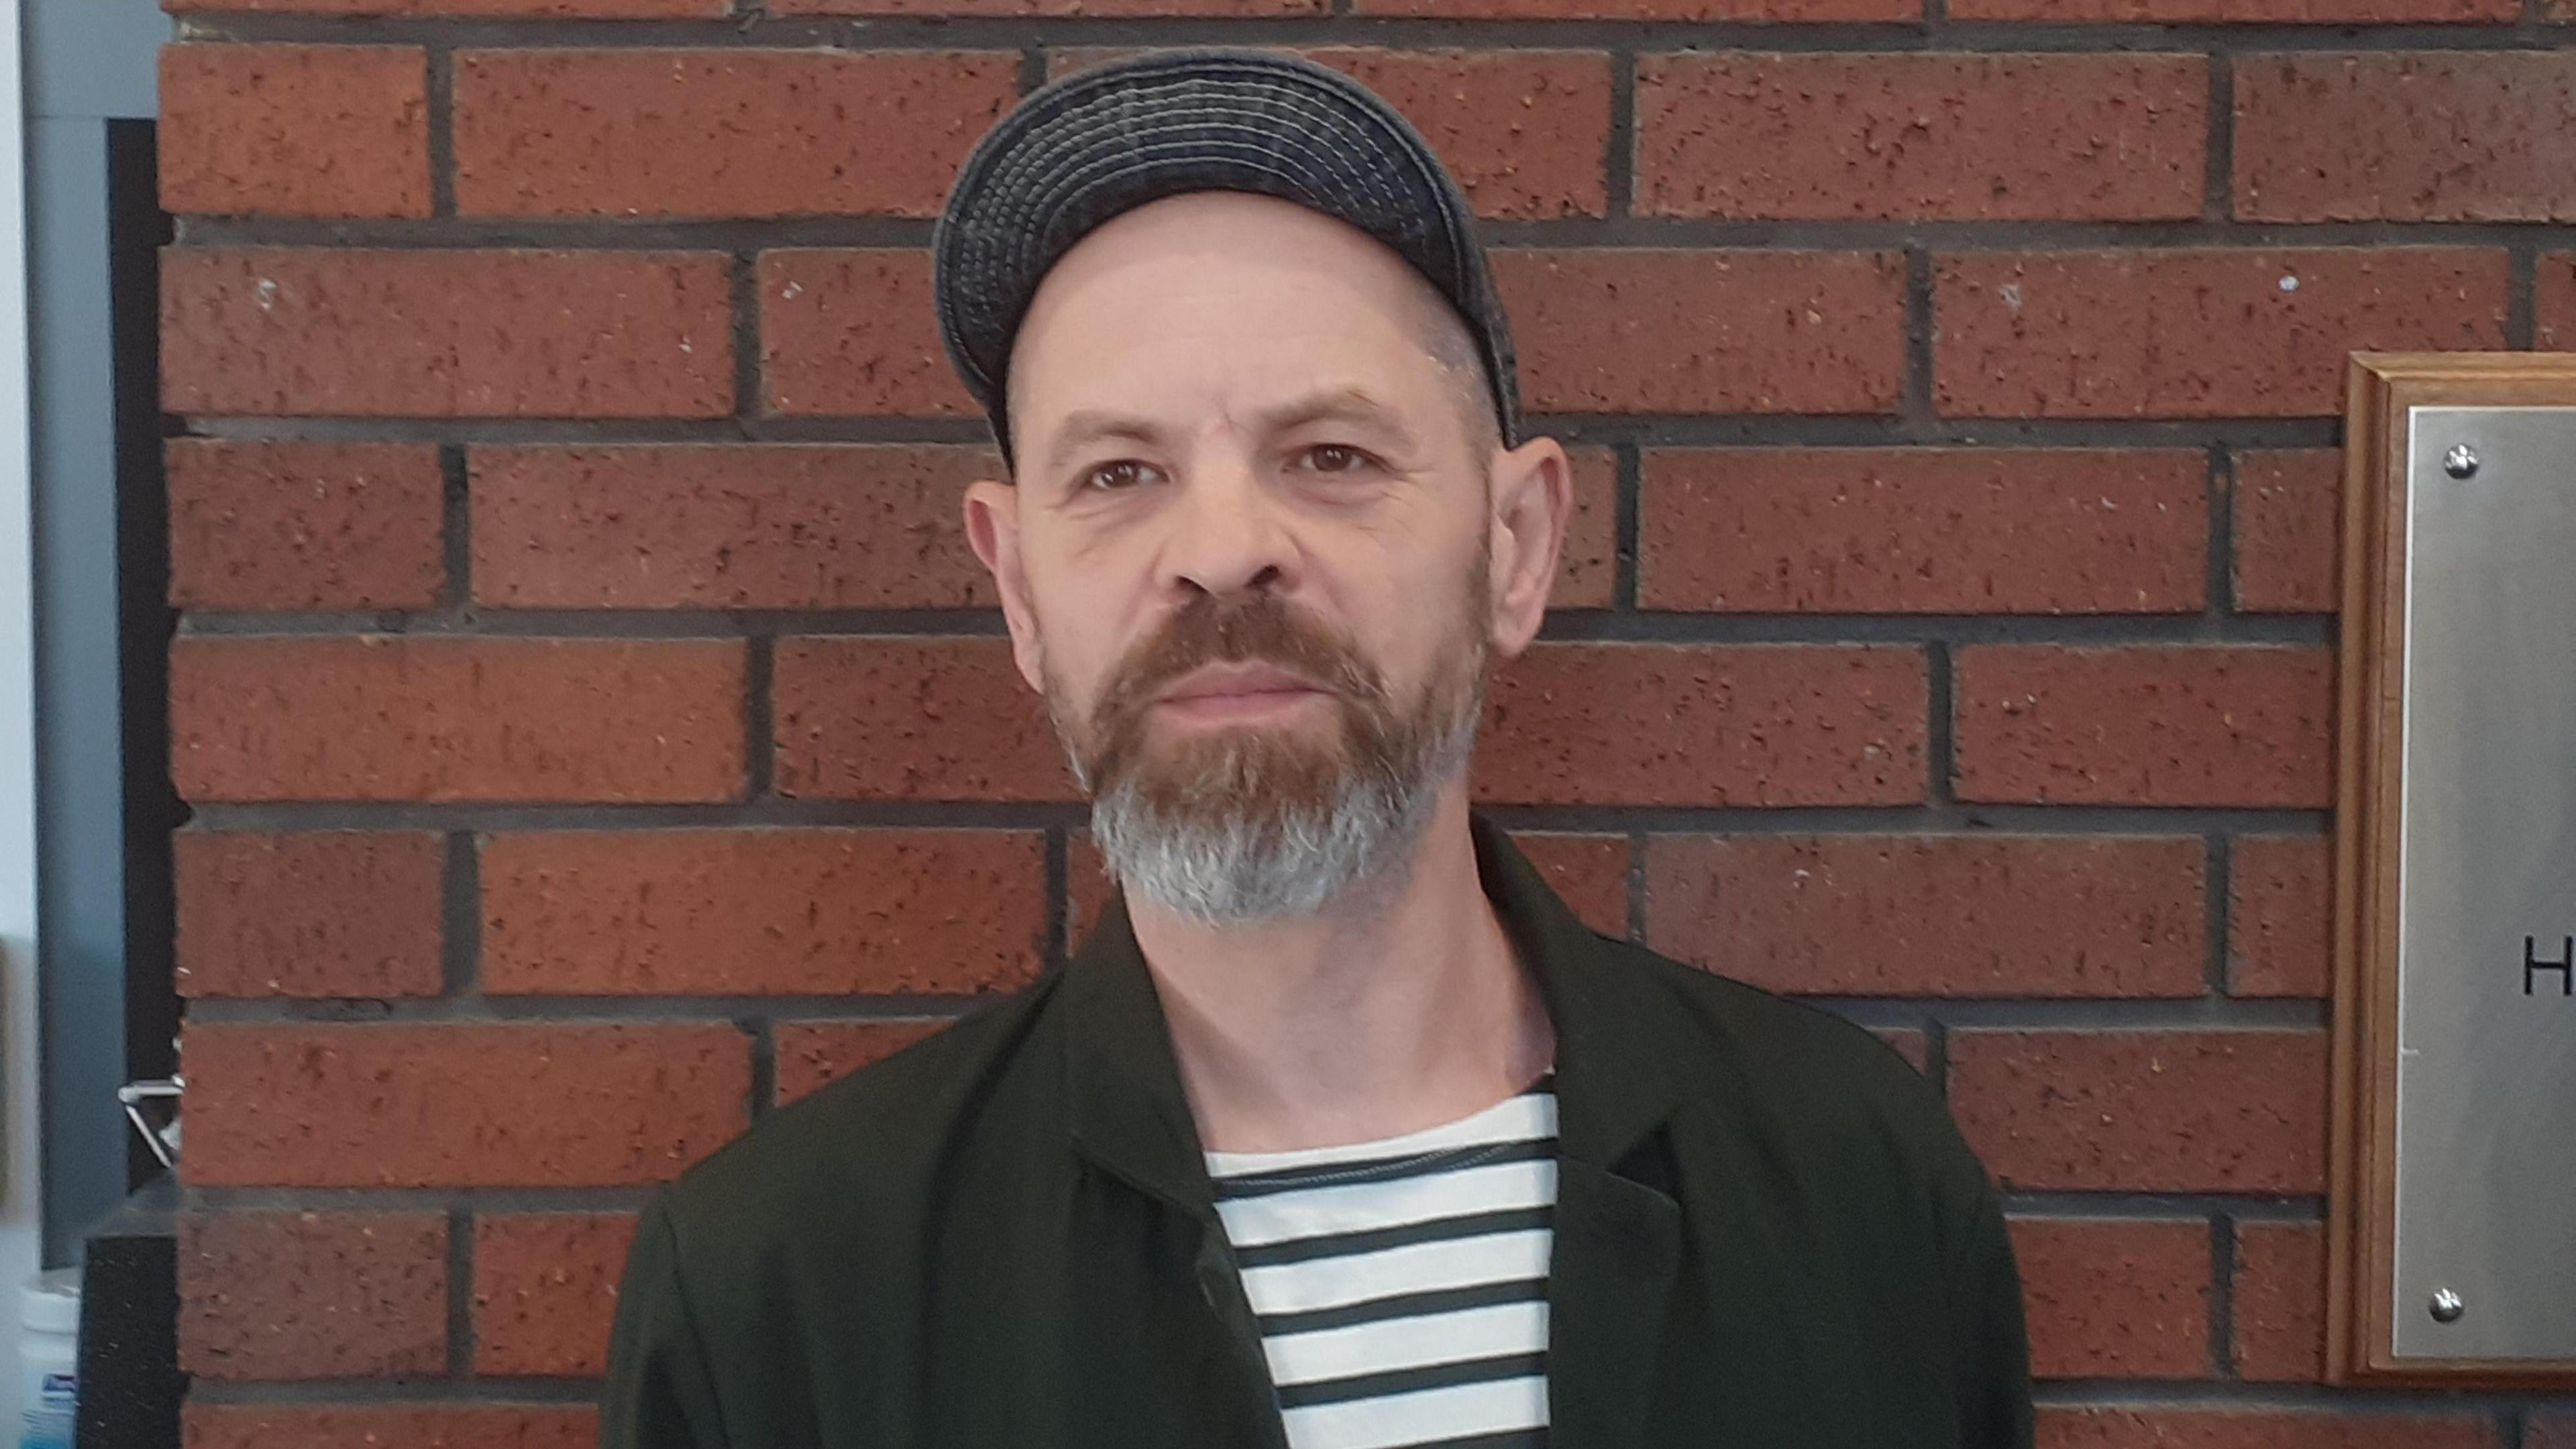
[{"xmin": 1203, "ymin": 1083, "xmax": 1558, "ymax": 1449}]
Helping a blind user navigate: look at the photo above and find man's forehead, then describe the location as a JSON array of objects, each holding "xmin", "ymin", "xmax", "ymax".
[{"xmin": 1006, "ymin": 195, "xmax": 1471, "ymax": 441}]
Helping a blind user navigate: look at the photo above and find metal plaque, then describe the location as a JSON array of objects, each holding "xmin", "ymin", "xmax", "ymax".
[
  {"xmin": 2391, "ymin": 405, "xmax": 2576, "ymax": 1361},
  {"xmin": 2335, "ymin": 356, "xmax": 2576, "ymax": 1387}
]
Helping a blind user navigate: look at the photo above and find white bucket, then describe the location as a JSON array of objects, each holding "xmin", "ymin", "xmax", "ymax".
[{"xmin": 16, "ymin": 1270, "xmax": 76, "ymax": 1449}]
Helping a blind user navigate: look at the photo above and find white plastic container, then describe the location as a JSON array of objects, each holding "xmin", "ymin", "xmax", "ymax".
[{"xmin": 17, "ymin": 1270, "xmax": 76, "ymax": 1449}]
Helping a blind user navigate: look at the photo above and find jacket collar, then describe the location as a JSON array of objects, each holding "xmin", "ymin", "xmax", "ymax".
[{"xmin": 1057, "ymin": 812, "xmax": 1684, "ymax": 1210}]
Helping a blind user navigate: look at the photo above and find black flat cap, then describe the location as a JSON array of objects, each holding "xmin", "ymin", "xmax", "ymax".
[{"xmin": 930, "ymin": 48, "xmax": 1521, "ymax": 468}]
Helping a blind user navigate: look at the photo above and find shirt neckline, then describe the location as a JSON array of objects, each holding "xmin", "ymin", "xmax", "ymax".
[{"xmin": 1202, "ymin": 1075, "xmax": 1558, "ymax": 1177}]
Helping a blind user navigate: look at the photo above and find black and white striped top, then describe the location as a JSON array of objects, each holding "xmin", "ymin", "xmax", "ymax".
[{"xmin": 1203, "ymin": 1081, "xmax": 1558, "ymax": 1449}]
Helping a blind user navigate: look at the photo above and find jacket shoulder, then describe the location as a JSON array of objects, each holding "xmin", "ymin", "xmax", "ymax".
[
  {"xmin": 1614, "ymin": 936, "xmax": 1925, "ymax": 1085},
  {"xmin": 648, "ymin": 975, "xmax": 1064, "ymax": 1250},
  {"xmin": 1601, "ymin": 934, "xmax": 1990, "ymax": 1195}
]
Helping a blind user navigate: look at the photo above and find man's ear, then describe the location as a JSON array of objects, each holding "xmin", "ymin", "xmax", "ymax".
[
  {"xmin": 963, "ymin": 478, "xmax": 1047, "ymax": 694},
  {"xmin": 1485, "ymin": 436, "xmax": 1572, "ymax": 660}
]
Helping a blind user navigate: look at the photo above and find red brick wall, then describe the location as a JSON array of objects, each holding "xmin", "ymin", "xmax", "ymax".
[{"xmin": 155, "ymin": 3, "xmax": 2575, "ymax": 1442}]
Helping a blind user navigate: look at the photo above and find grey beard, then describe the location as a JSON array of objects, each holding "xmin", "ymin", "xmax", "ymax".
[{"xmin": 1082, "ymin": 678, "xmax": 1483, "ymax": 926}]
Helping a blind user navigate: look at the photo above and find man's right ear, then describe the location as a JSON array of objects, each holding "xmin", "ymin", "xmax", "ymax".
[{"xmin": 963, "ymin": 478, "xmax": 1047, "ymax": 695}]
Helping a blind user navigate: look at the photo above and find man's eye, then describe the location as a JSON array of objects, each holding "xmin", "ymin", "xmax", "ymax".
[
  {"xmin": 1083, "ymin": 460, "xmax": 1158, "ymax": 492},
  {"xmin": 1299, "ymin": 444, "xmax": 1375, "ymax": 475}
]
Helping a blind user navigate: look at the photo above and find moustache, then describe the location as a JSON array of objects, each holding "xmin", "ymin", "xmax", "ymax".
[{"xmin": 1093, "ymin": 593, "xmax": 1387, "ymax": 735}]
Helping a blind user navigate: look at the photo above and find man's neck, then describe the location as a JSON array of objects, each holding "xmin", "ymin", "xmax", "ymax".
[{"xmin": 1120, "ymin": 787, "xmax": 1556, "ymax": 1155}]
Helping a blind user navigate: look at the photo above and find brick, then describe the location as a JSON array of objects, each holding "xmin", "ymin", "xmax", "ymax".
[
  {"xmin": 1473, "ymin": 643, "xmax": 1926, "ymax": 806},
  {"xmin": 1874, "ymin": 1026, "xmax": 1929, "ymax": 1072},
  {"xmin": 773, "ymin": 636, "xmax": 1073, "ymax": 802},
  {"xmin": 1358, "ymin": 0, "xmax": 1908, "ymax": 21},
  {"xmin": 759, "ymin": 250, "xmax": 975, "ymax": 417},
  {"xmin": 168, "ymin": 0, "xmax": 716, "ymax": 12},
  {"xmin": 480, "ymin": 830, "xmax": 1046, "ymax": 995},
  {"xmin": 777, "ymin": 0, "xmax": 1313, "ymax": 16},
  {"xmin": 1513, "ymin": 833, "xmax": 1631, "ymax": 938},
  {"xmin": 158, "ymin": 44, "xmax": 427, "ymax": 219},
  {"xmin": 2231, "ymin": 450, "xmax": 2339, "ymax": 613},
  {"xmin": 1645, "ymin": 835, "xmax": 2206, "ymax": 998},
  {"xmin": 1638, "ymin": 448, "xmax": 2206, "ymax": 614},
  {"xmin": 2233, "ymin": 1219, "xmax": 2326, "ymax": 1381},
  {"xmin": 170, "ymin": 635, "xmax": 746, "ymax": 804},
  {"xmin": 184, "ymin": 1404, "xmax": 599, "ymax": 1449},
  {"xmin": 178, "ymin": 1211, "xmax": 445, "ymax": 1380},
  {"xmin": 775, "ymin": 1020, "xmax": 955, "ymax": 1102},
  {"xmin": 1934, "ymin": 250, "xmax": 2507, "ymax": 419},
  {"xmin": 1949, "ymin": 1030, "xmax": 2328, "ymax": 1193},
  {"xmin": 2235, "ymin": 54, "xmax": 2576, "ymax": 222},
  {"xmin": 471, "ymin": 444, "xmax": 996, "ymax": 609},
  {"xmin": 182, "ymin": 1022, "xmax": 750, "ymax": 1186},
  {"xmin": 2229, "ymin": 835, "xmax": 2330, "ymax": 999},
  {"xmin": 162, "ymin": 248, "xmax": 733, "ymax": 419},
  {"xmin": 174, "ymin": 830, "xmax": 443, "ymax": 998},
  {"xmin": 2037, "ymin": 1409, "xmax": 2493, "ymax": 1449},
  {"xmin": 1495, "ymin": 250, "xmax": 1907, "ymax": 415},
  {"xmin": 473, "ymin": 1212, "xmax": 638, "ymax": 1377},
  {"xmin": 1068, "ymin": 831, "xmax": 1114, "ymax": 938},
  {"xmin": 1637, "ymin": 54, "xmax": 2204, "ymax": 222},
  {"xmin": 168, "ymin": 439, "xmax": 444, "ymax": 610},
  {"xmin": 2539, "ymin": 253, "xmax": 2576, "ymax": 350},
  {"xmin": 2008, "ymin": 1218, "xmax": 2210, "ymax": 1379},
  {"xmin": 1952, "ymin": 645, "xmax": 2333, "ymax": 807},
  {"xmin": 1951, "ymin": 0, "xmax": 2509, "ymax": 19},
  {"xmin": 1556, "ymin": 445, "xmax": 1618, "ymax": 608},
  {"xmin": 1302, "ymin": 50, "xmax": 1611, "ymax": 219},
  {"xmin": 454, "ymin": 50, "xmax": 1016, "ymax": 219}
]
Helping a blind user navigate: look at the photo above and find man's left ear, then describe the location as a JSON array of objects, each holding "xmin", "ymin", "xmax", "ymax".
[{"xmin": 1485, "ymin": 435, "xmax": 1572, "ymax": 659}]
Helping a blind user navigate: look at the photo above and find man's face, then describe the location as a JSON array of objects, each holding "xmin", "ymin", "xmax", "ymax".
[{"xmin": 963, "ymin": 192, "xmax": 1566, "ymax": 922}]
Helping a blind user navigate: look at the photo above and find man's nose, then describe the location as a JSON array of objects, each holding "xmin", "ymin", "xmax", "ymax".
[{"xmin": 1164, "ymin": 454, "xmax": 1296, "ymax": 599}]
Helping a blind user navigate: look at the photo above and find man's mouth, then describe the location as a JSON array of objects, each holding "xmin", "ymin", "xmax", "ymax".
[{"xmin": 1149, "ymin": 661, "xmax": 1334, "ymax": 725}]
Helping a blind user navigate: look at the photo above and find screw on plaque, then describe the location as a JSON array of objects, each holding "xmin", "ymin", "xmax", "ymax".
[
  {"xmin": 2444, "ymin": 444, "xmax": 2480, "ymax": 480},
  {"xmin": 2429, "ymin": 1288, "xmax": 2465, "ymax": 1324}
]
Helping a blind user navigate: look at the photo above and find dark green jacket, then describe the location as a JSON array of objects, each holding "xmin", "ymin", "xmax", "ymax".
[{"xmin": 602, "ymin": 818, "xmax": 2034, "ymax": 1449}]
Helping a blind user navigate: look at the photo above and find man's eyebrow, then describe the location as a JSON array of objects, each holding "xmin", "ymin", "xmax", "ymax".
[
  {"xmin": 1256, "ymin": 387, "xmax": 1421, "ymax": 448},
  {"xmin": 1040, "ymin": 411, "xmax": 1167, "ymax": 473},
  {"xmin": 1037, "ymin": 388, "xmax": 1423, "ymax": 473}
]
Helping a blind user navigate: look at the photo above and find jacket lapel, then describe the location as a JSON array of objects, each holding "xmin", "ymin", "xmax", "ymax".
[
  {"xmin": 1549, "ymin": 1159, "xmax": 1683, "ymax": 1445},
  {"xmin": 1056, "ymin": 895, "xmax": 1291, "ymax": 1449},
  {"xmin": 1466, "ymin": 818, "xmax": 1686, "ymax": 1448},
  {"xmin": 1057, "ymin": 890, "xmax": 1214, "ymax": 1217}
]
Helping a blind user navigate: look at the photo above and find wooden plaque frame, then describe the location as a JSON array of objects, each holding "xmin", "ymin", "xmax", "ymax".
[{"xmin": 2330, "ymin": 353, "xmax": 2576, "ymax": 1387}]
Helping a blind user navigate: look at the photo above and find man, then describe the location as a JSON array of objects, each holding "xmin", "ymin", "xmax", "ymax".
[{"xmin": 603, "ymin": 50, "xmax": 2032, "ymax": 1449}]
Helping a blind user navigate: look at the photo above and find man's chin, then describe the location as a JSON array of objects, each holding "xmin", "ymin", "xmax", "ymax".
[
  {"xmin": 1099, "ymin": 727, "xmax": 1348, "ymax": 808},
  {"xmin": 1121, "ymin": 702, "xmax": 1342, "ymax": 759}
]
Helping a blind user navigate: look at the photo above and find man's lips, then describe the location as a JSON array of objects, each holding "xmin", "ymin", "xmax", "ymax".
[
  {"xmin": 1155, "ymin": 662, "xmax": 1328, "ymax": 703},
  {"xmin": 1150, "ymin": 663, "xmax": 1332, "ymax": 719}
]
